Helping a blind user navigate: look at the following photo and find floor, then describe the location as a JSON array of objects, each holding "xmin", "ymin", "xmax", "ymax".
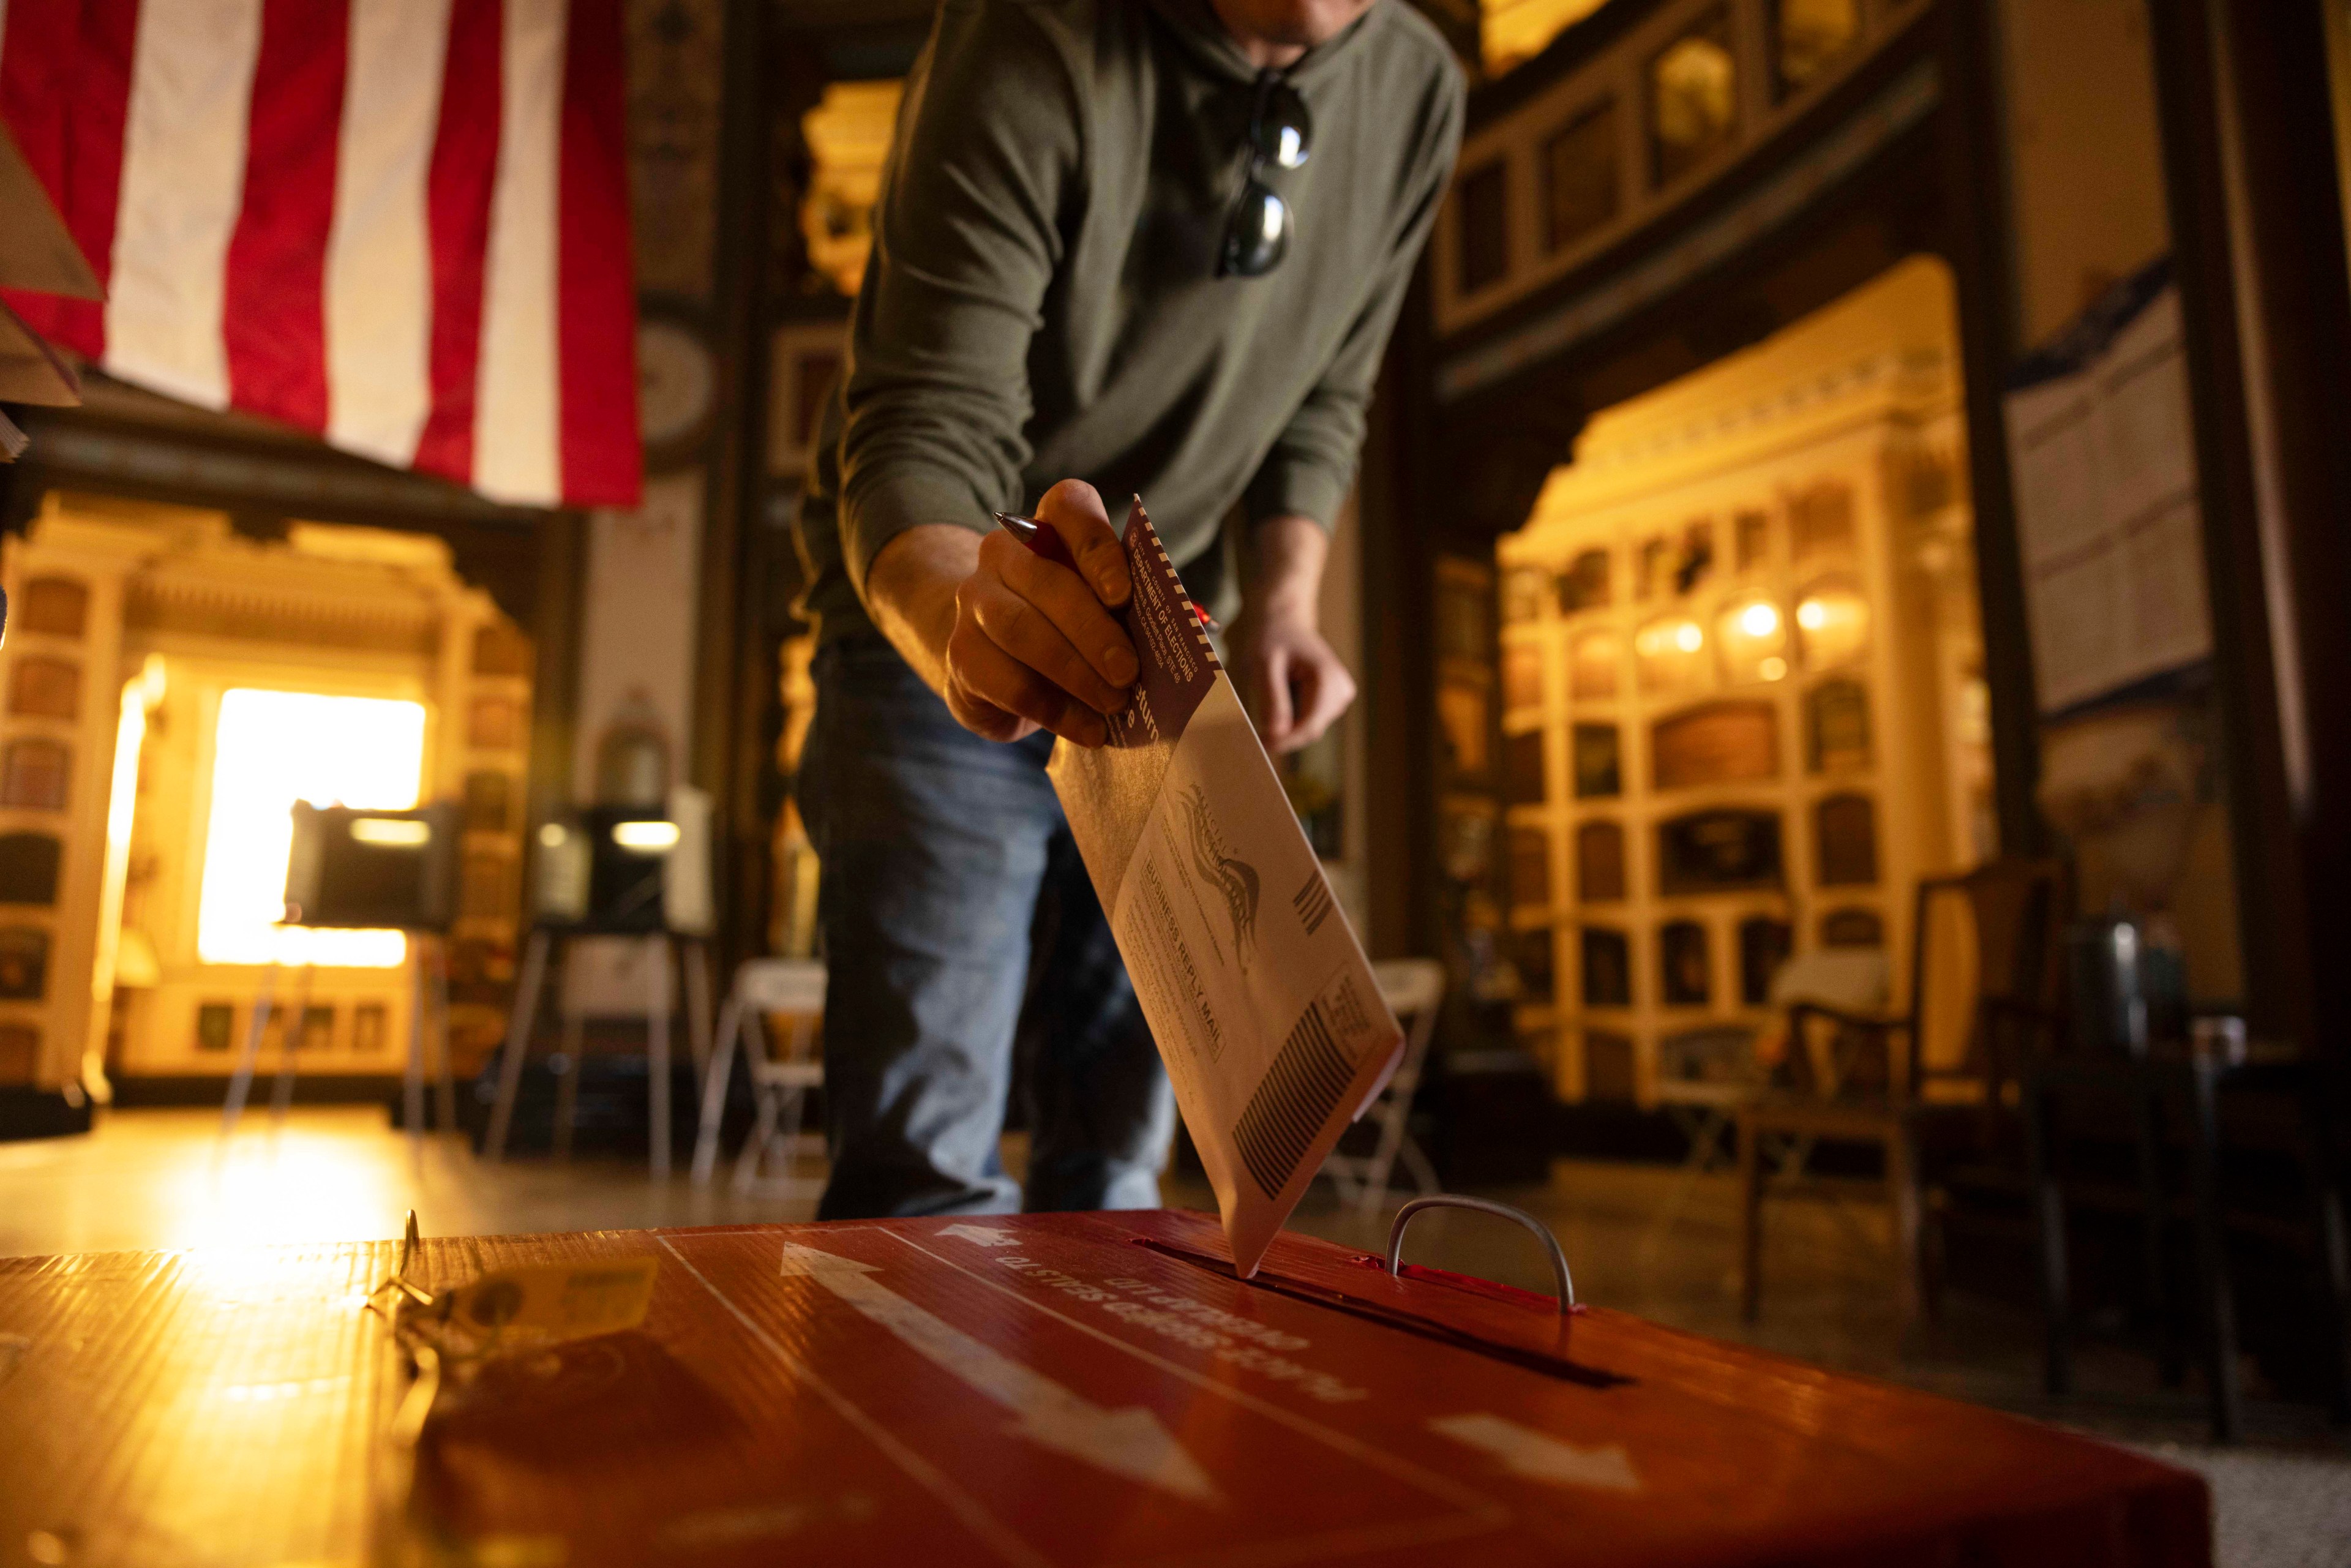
[{"xmin": 2, "ymin": 1106, "xmax": 2346, "ymax": 1565}]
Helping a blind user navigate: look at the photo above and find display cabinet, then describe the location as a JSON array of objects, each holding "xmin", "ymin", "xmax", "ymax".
[{"xmin": 1493, "ymin": 259, "xmax": 1990, "ymax": 1105}]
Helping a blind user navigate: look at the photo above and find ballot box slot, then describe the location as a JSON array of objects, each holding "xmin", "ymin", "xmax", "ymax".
[{"xmin": 1132, "ymin": 1239, "xmax": 1630, "ymax": 1389}]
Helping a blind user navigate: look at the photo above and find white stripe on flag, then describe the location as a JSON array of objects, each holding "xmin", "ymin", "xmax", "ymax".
[
  {"xmin": 104, "ymin": 0, "xmax": 264, "ymax": 410},
  {"xmin": 472, "ymin": 0, "xmax": 568, "ymax": 507},
  {"xmin": 325, "ymin": 0, "xmax": 454, "ymax": 466}
]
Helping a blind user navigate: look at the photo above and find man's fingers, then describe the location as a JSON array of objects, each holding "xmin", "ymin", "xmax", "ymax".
[
  {"xmin": 1274, "ymin": 658, "xmax": 1319, "ymax": 754},
  {"xmin": 1254, "ymin": 645, "xmax": 1295, "ymax": 749},
  {"xmin": 943, "ymin": 683, "xmax": 1033, "ymax": 745},
  {"xmin": 983, "ymin": 532, "xmax": 1138, "ymax": 692},
  {"xmin": 969, "ymin": 574, "xmax": 1128, "ymax": 715},
  {"xmin": 1283, "ymin": 658, "xmax": 1356, "ymax": 753},
  {"xmin": 948, "ymin": 621, "xmax": 1108, "ymax": 747},
  {"xmin": 1035, "ymin": 478, "xmax": 1131, "ymax": 608}
]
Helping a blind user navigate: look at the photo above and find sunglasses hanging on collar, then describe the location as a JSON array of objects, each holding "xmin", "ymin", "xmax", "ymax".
[{"xmin": 1220, "ymin": 71, "xmax": 1312, "ymax": 278}]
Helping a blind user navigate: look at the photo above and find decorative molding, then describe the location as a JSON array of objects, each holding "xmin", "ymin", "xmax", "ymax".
[
  {"xmin": 628, "ymin": 0, "xmax": 727, "ymax": 300},
  {"xmin": 17, "ymin": 421, "xmax": 542, "ymax": 528},
  {"xmin": 1437, "ymin": 58, "xmax": 1941, "ymax": 402},
  {"xmin": 123, "ymin": 577, "xmax": 443, "ymax": 656}
]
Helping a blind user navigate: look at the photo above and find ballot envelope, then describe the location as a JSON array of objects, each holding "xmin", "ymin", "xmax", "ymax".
[{"xmin": 1047, "ymin": 500, "xmax": 1403, "ymax": 1277}]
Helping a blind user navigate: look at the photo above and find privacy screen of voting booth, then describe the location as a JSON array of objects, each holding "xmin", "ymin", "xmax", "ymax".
[{"xmin": 283, "ymin": 802, "xmax": 462, "ymax": 932}]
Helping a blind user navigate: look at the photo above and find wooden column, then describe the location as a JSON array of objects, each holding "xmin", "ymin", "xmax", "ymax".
[
  {"xmin": 2146, "ymin": 0, "xmax": 2351, "ymax": 1057},
  {"xmin": 692, "ymin": 0, "xmax": 775, "ymax": 972},
  {"xmin": 1359, "ymin": 283, "xmax": 1442, "ymax": 962},
  {"xmin": 1935, "ymin": 0, "xmax": 2045, "ymax": 860}
]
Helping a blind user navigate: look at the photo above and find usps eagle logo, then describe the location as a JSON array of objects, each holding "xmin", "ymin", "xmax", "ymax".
[{"xmin": 1178, "ymin": 784, "xmax": 1259, "ymax": 970}]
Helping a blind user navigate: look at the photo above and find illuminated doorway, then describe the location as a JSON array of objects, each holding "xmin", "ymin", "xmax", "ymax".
[
  {"xmin": 193, "ymin": 689, "xmax": 429, "ymax": 970},
  {"xmin": 0, "ymin": 497, "xmax": 536, "ymax": 1094}
]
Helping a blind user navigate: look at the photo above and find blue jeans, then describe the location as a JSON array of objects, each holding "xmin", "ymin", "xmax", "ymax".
[{"xmin": 800, "ymin": 634, "xmax": 1176, "ymax": 1218}]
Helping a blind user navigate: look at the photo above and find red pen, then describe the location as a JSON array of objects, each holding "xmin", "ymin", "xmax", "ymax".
[
  {"xmin": 990, "ymin": 509, "xmax": 1080, "ymax": 572},
  {"xmin": 991, "ymin": 509, "xmax": 1216, "ymax": 629}
]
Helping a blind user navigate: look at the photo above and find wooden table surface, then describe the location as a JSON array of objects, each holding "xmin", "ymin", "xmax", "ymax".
[{"xmin": 0, "ymin": 1209, "xmax": 2207, "ymax": 1567}]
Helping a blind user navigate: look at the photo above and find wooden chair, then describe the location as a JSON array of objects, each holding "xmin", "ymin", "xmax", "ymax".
[
  {"xmin": 1319, "ymin": 959, "xmax": 1445, "ymax": 1216},
  {"xmin": 1738, "ymin": 858, "xmax": 2064, "ymax": 1328}
]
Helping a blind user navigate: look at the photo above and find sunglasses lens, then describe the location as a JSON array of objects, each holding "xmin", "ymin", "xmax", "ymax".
[
  {"xmin": 1221, "ymin": 184, "xmax": 1290, "ymax": 277},
  {"xmin": 1253, "ymin": 84, "xmax": 1312, "ymax": 170}
]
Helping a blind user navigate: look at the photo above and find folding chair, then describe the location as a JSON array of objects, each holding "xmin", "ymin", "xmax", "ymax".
[
  {"xmin": 690, "ymin": 957, "xmax": 827, "ymax": 1195},
  {"xmin": 1319, "ymin": 958, "xmax": 1445, "ymax": 1216}
]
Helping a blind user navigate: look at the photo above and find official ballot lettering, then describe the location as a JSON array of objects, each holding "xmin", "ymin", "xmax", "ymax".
[{"xmin": 1045, "ymin": 500, "xmax": 1402, "ymax": 1277}]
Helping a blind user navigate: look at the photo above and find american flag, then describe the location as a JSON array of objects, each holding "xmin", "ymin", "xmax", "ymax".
[{"xmin": 0, "ymin": 0, "xmax": 639, "ymax": 509}]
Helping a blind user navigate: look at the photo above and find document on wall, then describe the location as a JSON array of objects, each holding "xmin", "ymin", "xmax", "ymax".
[
  {"xmin": 1049, "ymin": 500, "xmax": 1402, "ymax": 1278},
  {"xmin": 2003, "ymin": 259, "xmax": 2211, "ymax": 715}
]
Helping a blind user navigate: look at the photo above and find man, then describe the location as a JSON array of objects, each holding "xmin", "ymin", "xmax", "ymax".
[{"xmin": 794, "ymin": 0, "xmax": 1461, "ymax": 1218}]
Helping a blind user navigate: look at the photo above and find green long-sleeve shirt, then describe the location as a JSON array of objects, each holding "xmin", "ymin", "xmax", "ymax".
[{"xmin": 793, "ymin": 0, "xmax": 1463, "ymax": 644}]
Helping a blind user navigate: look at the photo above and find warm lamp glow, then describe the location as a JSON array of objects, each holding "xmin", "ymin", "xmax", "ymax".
[
  {"xmin": 1718, "ymin": 596, "xmax": 1790, "ymax": 685},
  {"xmin": 1636, "ymin": 615, "xmax": 1711, "ymax": 694},
  {"xmin": 612, "ymin": 819, "xmax": 681, "ymax": 852},
  {"xmin": 348, "ymin": 817, "xmax": 431, "ymax": 847},
  {"xmin": 1795, "ymin": 585, "xmax": 1870, "ymax": 668},
  {"xmin": 197, "ymin": 690, "xmax": 426, "ymax": 967}
]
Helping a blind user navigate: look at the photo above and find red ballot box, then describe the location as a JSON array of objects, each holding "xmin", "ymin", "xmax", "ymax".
[{"xmin": 0, "ymin": 1210, "xmax": 2206, "ymax": 1566}]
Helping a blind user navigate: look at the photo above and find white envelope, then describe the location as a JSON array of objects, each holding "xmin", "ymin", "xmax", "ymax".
[{"xmin": 1048, "ymin": 500, "xmax": 1402, "ymax": 1277}]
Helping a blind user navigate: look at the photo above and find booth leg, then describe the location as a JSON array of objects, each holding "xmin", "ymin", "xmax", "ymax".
[
  {"xmin": 404, "ymin": 946, "xmax": 428, "ymax": 1154},
  {"xmin": 485, "ymin": 930, "xmax": 550, "ymax": 1162},
  {"xmin": 269, "ymin": 964, "xmax": 315, "ymax": 1120},
  {"xmin": 647, "ymin": 936, "xmax": 673, "ymax": 1180},
  {"xmin": 220, "ymin": 964, "xmax": 279, "ymax": 1138}
]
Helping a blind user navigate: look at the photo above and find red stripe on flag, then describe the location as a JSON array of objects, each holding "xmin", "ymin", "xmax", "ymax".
[
  {"xmin": 411, "ymin": 0, "xmax": 501, "ymax": 489},
  {"xmin": 2, "ymin": 0, "xmax": 137, "ymax": 356},
  {"xmin": 1, "ymin": 0, "xmax": 79, "ymax": 197},
  {"xmin": 554, "ymin": 0, "xmax": 639, "ymax": 508},
  {"xmin": 221, "ymin": 0, "xmax": 345, "ymax": 433}
]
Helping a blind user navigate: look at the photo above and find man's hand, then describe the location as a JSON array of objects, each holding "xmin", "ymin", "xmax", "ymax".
[
  {"xmin": 864, "ymin": 479, "xmax": 1138, "ymax": 747},
  {"xmin": 1229, "ymin": 512, "xmax": 1356, "ymax": 754}
]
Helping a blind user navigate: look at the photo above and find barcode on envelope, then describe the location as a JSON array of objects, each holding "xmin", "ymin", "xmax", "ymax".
[
  {"xmin": 1292, "ymin": 871, "xmax": 1333, "ymax": 937},
  {"xmin": 1232, "ymin": 999, "xmax": 1355, "ymax": 1198}
]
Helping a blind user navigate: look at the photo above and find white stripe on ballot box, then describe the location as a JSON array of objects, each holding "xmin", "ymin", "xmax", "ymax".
[
  {"xmin": 884, "ymin": 1231, "xmax": 1511, "ymax": 1525},
  {"xmin": 1428, "ymin": 1412, "xmax": 1641, "ymax": 1493},
  {"xmin": 779, "ymin": 1243, "xmax": 1221, "ymax": 1505},
  {"xmin": 655, "ymin": 1233, "xmax": 1052, "ymax": 1568}
]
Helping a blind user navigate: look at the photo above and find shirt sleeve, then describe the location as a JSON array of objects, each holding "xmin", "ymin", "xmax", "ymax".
[
  {"xmin": 1242, "ymin": 65, "xmax": 1464, "ymax": 531},
  {"xmin": 834, "ymin": 0, "xmax": 1081, "ymax": 600}
]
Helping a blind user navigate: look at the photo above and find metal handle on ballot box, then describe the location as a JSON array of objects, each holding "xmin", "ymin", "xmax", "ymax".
[{"xmin": 1386, "ymin": 1195, "xmax": 1575, "ymax": 1312}]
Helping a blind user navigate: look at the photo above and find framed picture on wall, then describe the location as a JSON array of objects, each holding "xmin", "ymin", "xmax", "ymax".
[
  {"xmin": 1571, "ymin": 724, "xmax": 1620, "ymax": 798},
  {"xmin": 1806, "ymin": 678, "xmax": 1872, "ymax": 773},
  {"xmin": 1439, "ymin": 685, "xmax": 1493, "ymax": 785},
  {"xmin": 1439, "ymin": 800, "xmax": 1496, "ymax": 885},
  {"xmin": 0, "ymin": 928, "xmax": 47, "ymax": 1000},
  {"xmin": 1434, "ymin": 556, "xmax": 1494, "ymax": 664},
  {"xmin": 769, "ymin": 320, "xmax": 850, "ymax": 479}
]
